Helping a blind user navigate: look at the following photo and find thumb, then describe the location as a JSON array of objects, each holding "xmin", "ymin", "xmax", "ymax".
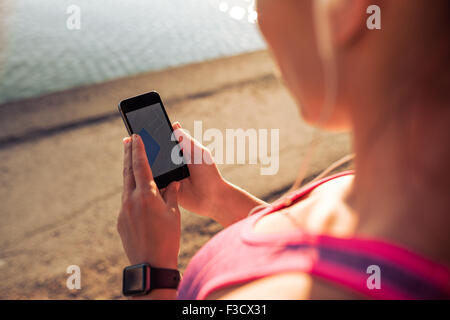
[
  {"xmin": 172, "ymin": 124, "xmax": 199, "ymax": 163},
  {"xmin": 172, "ymin": 121, "xmax": 182, "ymax": 130},
  {"xmin": 163, "ymin": 181, "xmax": 180, "ymax": 211}
]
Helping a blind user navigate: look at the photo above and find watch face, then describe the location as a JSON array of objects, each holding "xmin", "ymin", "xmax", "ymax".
[{"xmin": 123, "ymin": 264, "xmax": 149, "ymax": 296}]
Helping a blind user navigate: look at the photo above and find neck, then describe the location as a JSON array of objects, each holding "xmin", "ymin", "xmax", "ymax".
[{"xmin": 347, "ymin": 92, "xmax": 450, "ymax": 264}]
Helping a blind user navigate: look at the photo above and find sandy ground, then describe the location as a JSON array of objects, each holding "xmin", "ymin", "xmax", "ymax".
[{"xmin": 0, "ymin": 51, "xmax": 352, "ymax": 299}]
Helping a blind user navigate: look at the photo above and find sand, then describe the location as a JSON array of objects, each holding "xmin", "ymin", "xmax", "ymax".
[{"xmin": 0, "ymin": 51, "xmax": 351, "ymax": 299}]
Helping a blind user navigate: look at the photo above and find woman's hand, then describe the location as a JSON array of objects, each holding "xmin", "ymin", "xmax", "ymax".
[
  {"xmin": 117, "ymin": 134, "xmax": 180, "ymax": 269},
  {"xmin": 172, "ymin": 122, "xmax": 225, "ymax": 218},
  {"xmin": 172, "ymin": 122, "xmax": 267, "ymax": 227}
]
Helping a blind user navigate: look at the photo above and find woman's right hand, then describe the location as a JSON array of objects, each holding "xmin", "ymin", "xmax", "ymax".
[
  {"xmin": 172, "ymin": 122, "xmax": 267, "ymax": 227},
  {"xmin": 172, "ymin": 122, "xmax": 226, "ymax": 219}
]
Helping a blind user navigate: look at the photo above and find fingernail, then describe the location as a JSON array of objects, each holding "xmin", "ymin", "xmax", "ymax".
[
  {"xmin": 173, "ymin": 121, "xmax": 181, "ymax": 129},
  {"xmin": 132, "ymin": 134, "xmax": 138, "ymax": 141},
  {"xmin": 123, "ymin": 137, "xmax": 131, "ymax": 144}
]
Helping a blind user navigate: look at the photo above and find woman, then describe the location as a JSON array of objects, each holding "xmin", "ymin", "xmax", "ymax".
[{"xmin": 117, "ymin": 0, "xmax": 450, "ymax": 299}]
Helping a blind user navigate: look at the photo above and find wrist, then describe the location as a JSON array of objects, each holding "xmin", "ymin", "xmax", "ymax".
[
  {"xmin": 147, "ymin": 257, "xmax": 178, "ymax": 270},
  {"xmin": 150, "ymin": 261, "xmax": 178, "ymax": 270},
  {"xmin": 130, "ymin": 255, "xmax": 178, "ymax": 270},
  {"xmin": 209, "ymin": 179, "xmax": 266, "ymax": 227},
  {"xmin": 208, "ymin": 178, "xmax": 232, "ymax": 221}
]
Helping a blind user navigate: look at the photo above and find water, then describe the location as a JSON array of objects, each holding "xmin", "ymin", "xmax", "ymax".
[{"xmin": 0, "ymin": 0, "xmax": 266, "ymax": 104}]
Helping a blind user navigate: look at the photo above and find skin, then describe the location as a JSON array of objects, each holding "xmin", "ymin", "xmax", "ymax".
[{"xmin": 117, "ymin": 0, "xmax": 450, "ymax": 299}]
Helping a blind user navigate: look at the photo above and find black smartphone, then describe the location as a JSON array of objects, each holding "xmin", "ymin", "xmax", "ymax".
[{"xmin": 118, "ymin": 91, "xmax": 189, "ymax": 189}]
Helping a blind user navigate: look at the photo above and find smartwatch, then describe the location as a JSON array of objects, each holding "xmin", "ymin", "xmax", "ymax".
[{"xmin": 122, "ymin": 263, "xmax": 181, "ymax": 296}]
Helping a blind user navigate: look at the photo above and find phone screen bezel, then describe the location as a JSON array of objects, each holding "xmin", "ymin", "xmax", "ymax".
[{"xmin": 118, "ymin": 91, "xmax": 189, "ymax": 189}]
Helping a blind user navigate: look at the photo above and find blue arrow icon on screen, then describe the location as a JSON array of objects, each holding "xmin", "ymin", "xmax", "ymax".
[{"xmin": 138, "ymin": 128, "xmax": 160, "ymax": 167}]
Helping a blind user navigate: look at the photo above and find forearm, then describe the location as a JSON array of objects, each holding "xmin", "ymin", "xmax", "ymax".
[{"xmin": 210, "ymin": 179, "xmax": 267, "ymax": 227}]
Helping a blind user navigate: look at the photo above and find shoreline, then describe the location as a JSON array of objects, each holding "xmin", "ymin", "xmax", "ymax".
[{"xmin": 0, "ymin": 50, "xmax": 276, "ymax": 144}]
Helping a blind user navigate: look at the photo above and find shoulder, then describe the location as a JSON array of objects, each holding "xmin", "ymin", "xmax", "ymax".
[{"xmin": 254, "ymin": 174, "xmax": 356, "ymax": 236}]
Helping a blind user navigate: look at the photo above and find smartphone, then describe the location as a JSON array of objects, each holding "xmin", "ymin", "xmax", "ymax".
[{"xmin": 118, "ymin": 91, "xmax": 189, "ymax": 189}]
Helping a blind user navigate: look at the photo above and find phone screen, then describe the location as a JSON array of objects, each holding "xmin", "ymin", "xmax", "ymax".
[{"xmin": 125, "ymin": 103, "xmax": 184, "ymax": 178}]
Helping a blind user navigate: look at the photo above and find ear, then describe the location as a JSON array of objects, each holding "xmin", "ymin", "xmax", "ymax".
[{"xmin": 327, "ymin": 0, "xmax": 372, "ymax": 47}]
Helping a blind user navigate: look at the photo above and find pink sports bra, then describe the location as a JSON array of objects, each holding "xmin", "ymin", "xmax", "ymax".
[{"xmin": 177, "ymin": 171, "xmax": 450, "ymax": 299}]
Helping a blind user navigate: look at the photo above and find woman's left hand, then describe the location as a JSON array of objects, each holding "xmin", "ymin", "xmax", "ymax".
[{"xmin": 117, "ymin": 134, "xmax": 180, "ymax": 269}]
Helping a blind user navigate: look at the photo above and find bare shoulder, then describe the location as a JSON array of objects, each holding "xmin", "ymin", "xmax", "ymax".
[{"xmin": 253, "ymin": 174, "xmax": 356, "ymax": 236}]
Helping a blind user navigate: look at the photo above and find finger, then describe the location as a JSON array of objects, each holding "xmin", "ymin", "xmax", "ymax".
[
  {"xmin": 172, "ymin": 126, "xmax": 199, "ymax": 164},
  {"xmin": 131, "ymin": 134, "xmax": 154, "ymax": 190},
  {"xmin": 163, "ymin": 181, "xmax": 180, "ymax": 211},
  {"xmin": 122, "ymin": 137, "xmax": 135, "ymax": 192},
  {"xmin": 172, "ymin": 121, "xmax": 181, "ymax": 130},
  {"xmin": 172, "ymin": 122, "xmax": 184, "ymax": 149}
]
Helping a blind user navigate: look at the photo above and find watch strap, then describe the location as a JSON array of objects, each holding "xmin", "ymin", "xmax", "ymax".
[{"xmin": 150, "ymin": 267, "xmax": 181, "ymax": 290}]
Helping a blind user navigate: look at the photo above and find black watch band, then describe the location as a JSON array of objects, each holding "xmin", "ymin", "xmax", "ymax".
[
  {"xmin": 150, "ymin": 267, "xmax": 181, "ymax": 290},
  {"xmin": 122, "ymin": 263, "xmax": 181, "ymax": 296}
]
